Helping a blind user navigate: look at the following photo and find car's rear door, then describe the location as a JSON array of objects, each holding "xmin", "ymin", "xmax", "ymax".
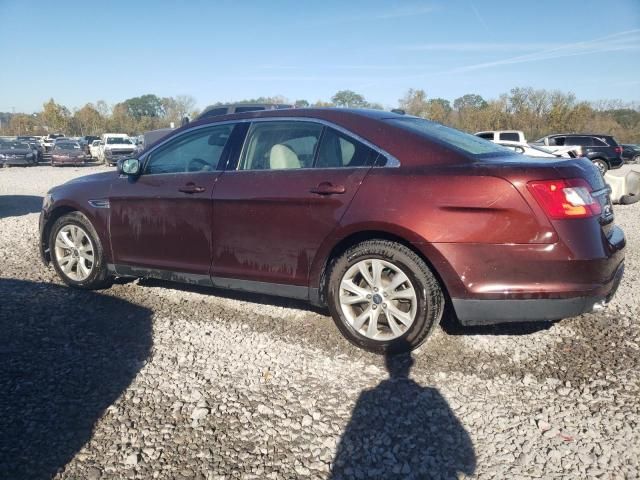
[
  {"xmin": 210, "ymin": 119, "xmax": 381, "ymax": 291},
  {"xmin": 108, "ymin": 123, "xmax": 235, "ymax": 278}
]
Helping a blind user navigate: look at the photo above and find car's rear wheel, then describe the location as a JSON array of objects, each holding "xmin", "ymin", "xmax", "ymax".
[
  {"xmin": 49, "ymin": 212, "xmax": 112, "ymax": 289},
  {"xmin": 327, "ymin": 240, "xmax": 444, "ymax": 354},
  {"xmin": 633, "ymin": 155, "xmax": 640, "ymax": 164},
  {"xmin": 593, "ymin": 158, "xmax": 608, "ymax": 175}
]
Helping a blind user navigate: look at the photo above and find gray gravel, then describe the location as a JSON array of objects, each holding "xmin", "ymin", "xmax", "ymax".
[{"xmin": 1, "ymin": 165, "xmax": 639, "ymax": 479}]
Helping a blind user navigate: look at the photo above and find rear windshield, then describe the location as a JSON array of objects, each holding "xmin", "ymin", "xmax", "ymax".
[{"xmin": 387, "ymin": 118, "xmax": 511, "ymax": 157}]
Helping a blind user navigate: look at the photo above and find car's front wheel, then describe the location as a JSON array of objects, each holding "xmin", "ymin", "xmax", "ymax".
[
  {"xmin": 327, "ymin": 240, "xmax": 444, "ymax": 354},
  {"xmin": 49, "ymin": 212, "xmax": 112, "ymax": 289}
]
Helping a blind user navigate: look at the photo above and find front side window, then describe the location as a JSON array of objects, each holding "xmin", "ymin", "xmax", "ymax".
[
  {"xmin": 238, "ymin": 121, "xmax": 323, "ymax": 170},
  {"xmin": 316, "ymin": 127, "xmax": 379, "ymax": 168},
  {"xmin": 145, "ymin": 124, "xmax": 234, "ymax": 175}
]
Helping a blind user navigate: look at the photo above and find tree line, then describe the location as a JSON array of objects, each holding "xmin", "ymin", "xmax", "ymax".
[{"xmin": 1, "ymin": 88, "xmax": 638, "ymax": 143}]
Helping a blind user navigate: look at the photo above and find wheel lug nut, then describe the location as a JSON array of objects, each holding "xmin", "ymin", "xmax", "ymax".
[
  {"xmin": 383, "ymin": 292, "xmax": 388, "ymax": 297},
  {"xmin": 374, "ymin": 287, "xmax": 379, "ymax": 292},
  {"xmin": 382, "ymin": 303, "xmax": 387, "ymax": 308},
  {"xmin": 366, "ymin": 294, "xmax": 372, "ymax": 299},
  {"xmin": 372, "ymin": 305, "xmax": 377, "ymax": 310}
]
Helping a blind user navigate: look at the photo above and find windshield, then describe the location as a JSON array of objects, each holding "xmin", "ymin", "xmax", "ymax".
[
  {"xmin": 106, "ymin": 137, "xmax": 132, "ymax": 145},
  {"xmin": 387, "ymin": 117, "xmax": 512, "ymax": 157},
  {"xmin": 2, "ymin": 142, "xmax": 31, "ymax": 149},
  {"xmin": 57, "ymin": 143, "xmax": 80, "ymax": 150}
]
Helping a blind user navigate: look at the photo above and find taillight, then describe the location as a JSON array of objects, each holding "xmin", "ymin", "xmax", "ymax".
[
  {"xmin": 614, "ymin": 146, "xmax": 623, "ymax": 155},
  {"xmin": 527, "ymin": 178, "xmax": 601, "ymax": 219}
]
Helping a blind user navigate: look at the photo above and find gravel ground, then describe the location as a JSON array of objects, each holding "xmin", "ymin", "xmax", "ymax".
[{"xmin": 1, "ymin": 164, "xmax": 639, "ymax": 479}]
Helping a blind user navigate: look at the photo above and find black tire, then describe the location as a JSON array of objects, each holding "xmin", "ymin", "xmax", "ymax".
[
  {"xmin": 49, "ymin": 212, "xmax": 112, "ymax": 290},
  {"xmin": 327, "ymin": 240, "xmax": 444, "ymax": 354},
  {"xmin": 633, "ymin": 155, "xmax": 640, "ymax": 165},
  {"xmin": 592, "ymin": 158, "xmax": 608, "ymax": 175}
]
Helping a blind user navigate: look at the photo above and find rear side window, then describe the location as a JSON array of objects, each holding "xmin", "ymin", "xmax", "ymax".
[
  {"xmin": 388, "ymin": 118, "xmax": 510, "ymax": 156},
  {"xmin": 499, "ymin": 132, "xmax": 520, "ymax": 141},
  {"xmin": 316, "ymin": 128, "xmax": 379, "ymax": 168},
  {"xmin": 566, "ymin": 136, "xmax": 592, "ymax": 147},
  {"xmin": 145, "ymin": 124, "xmax": 234, "ymax": 174},
  {"xmin": 549, "ymin": 137, "xmax": 565, "ymax": 146},
  {"xmin": 238, "ymin": 121, "xmax": 323, "ymax": 170},
  {"xmin": 476, "ymin": 133, "xmax": 494, "ymax": 140},
  {"xmin": 593, "ymin": 137, "xmax": 608, "ymax": 146}
]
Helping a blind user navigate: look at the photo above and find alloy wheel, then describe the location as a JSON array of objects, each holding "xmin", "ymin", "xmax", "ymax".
[
  {"xmin": 339, "ymin": 258, "xmax": 417, "ymax": 341},
  {"xmin": 54, "ymin": 225, "xmax": 95, "ymax": 281}
]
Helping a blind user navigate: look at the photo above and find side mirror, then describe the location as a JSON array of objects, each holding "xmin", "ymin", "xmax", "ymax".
[{"xmin": 118, "ymin": 158, "xmax": 141, "ymax": 176}]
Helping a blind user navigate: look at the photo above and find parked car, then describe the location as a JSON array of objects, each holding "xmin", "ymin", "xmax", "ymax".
[
  {"xmin": 197, "ymin": 103, "xmax": 293, "ymax": 121},
  {"xmin": 89, "ymin": 140, "xmax": 102, "ymax": 159},
  {"xmin": 0, "ymin": 140, "xmax": 37, "ymax": 166},
  {"xmin": 97, "ymin": 134, "xmax": 136, "ymax": 165},
  {"xmin": 80, "ymin": 135, "xmax": 101, "ymax": 156},
  {"xmin": 28, "ymin": 141, "xmax": 45, "ymax": 162},
  {"xmin": 42, "ymin": 133, "xmax": 65, "ymax": 153},
  {"xmin": 532, "ymin": 134, "xmax": 624, "ymax": 174},
  {"xmin": 475, "ymin": 130, "xmax": 527, "ymax": 143},
  {"xmin": 39, "ymin": 109, "xmax": 625, "ymax": 353},
  {"xmin": 621, "ymin": 144, "xmax": 640, "ymax": 164},
  {"xmin": 50, "ymin": 141, "xmax": 86, "ymax": 166},
  {"xmin": 493, "ymin": 140, "xmax": 578, "ymax": 158}
]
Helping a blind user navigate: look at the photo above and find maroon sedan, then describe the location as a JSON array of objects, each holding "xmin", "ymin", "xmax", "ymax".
[
  {"xmin": 51, "ymin": 141, "xmax": 87, "ymax": 166},
  {"xmin": 39, "ymin": 109, "xmax": 625, "ymax": 353}
]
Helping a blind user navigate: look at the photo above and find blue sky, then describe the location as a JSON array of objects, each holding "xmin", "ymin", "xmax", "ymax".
[{"xmin": 0, "ymin": 0, "xmax": 638, "ymax": 112}]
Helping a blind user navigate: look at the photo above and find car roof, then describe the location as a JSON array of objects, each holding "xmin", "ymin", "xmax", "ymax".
[
  {"xmin": 545, "ymin": 133, "xmax": 614, "ymax": 138},
  {"xmin": 145, "ymin": 108, "xmax": 471, "ymax": 168},
  {"xmin": 192, "ymin": 107, "xmax": 401, "ymax": 125}
]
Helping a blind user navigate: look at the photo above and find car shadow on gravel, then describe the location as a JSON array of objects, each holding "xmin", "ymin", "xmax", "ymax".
[
  {"xmin": 439, "ymin": 304, "xmax": 556, "ymax": 336},
  {"xmin": 136, "ymin": 278, "xmax": 329, "ymax": 315},
  {"xmin": 0, "ymin": 279, "xmax": 152, "ymax": 479},
  {"xmin": 331, "ymin": 341, "xmax": 476, "ymax": 479},
  {"xmin": 0, "ymin": 195, "xmax": 43, "ymax": 219}
]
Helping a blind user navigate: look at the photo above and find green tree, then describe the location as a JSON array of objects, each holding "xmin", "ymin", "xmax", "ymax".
[
  {"xmin": 399, "ymin": 89, "xmax": 429, "ymax": 117},
  {"xmin": 72, "ymin": 104, "xmax": 104, "ymax": 135},
  {"xmin": 452, "ymin": 94, "xmax": 487, "ymax": 112},
  {"xmin": 294, "ymin": 99, "xmax": 310, "ymax": 108},
  {"xmin": 41, "ymin": 98, "xmax": 70, "ymax": 133},
  {"xmin": 123, "ymin": 94, "xmax": 164, "ymax": 119},
  {"xmin": 331, "ymin": 90, "xmax": 367, "ymax": 108}
]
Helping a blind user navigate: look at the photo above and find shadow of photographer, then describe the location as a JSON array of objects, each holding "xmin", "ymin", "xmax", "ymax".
[
  {"xmin": 0, "ymin": 279, "xmax": 152, "ymax": 479},
  {"xmin": 331, "ymin": 340, "xmax": 476, "ymax": 479}
]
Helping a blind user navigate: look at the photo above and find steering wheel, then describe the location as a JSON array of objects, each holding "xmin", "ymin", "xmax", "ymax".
[{"xmin": 188, "ymin": 158, "xmax": 211, "ymax": 172}]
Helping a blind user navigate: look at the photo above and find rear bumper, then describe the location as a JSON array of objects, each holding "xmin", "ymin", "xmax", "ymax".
[
  {"xmin": 453, "ymin": 262, "xmax": 624, "ymax": 325},
  {"xmin": 429, "ymin": 223, "xmax": 626, "ymax": 325}
]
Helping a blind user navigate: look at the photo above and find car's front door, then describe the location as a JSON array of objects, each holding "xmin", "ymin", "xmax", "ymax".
[
  {"xmin": 109, "ymin": 123, "xmax": 235, "ymax": 278},
  {"xmin": 210, "ymin": 120, "xmax": 382, "ymax": 291}
]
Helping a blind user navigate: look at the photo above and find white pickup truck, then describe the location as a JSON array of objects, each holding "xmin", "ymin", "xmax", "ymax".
[{"xmin": 98, "ymin": 133, "xmax": 137, "ymax": 166}]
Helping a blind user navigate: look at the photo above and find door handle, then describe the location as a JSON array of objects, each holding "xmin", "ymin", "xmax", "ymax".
[
  {"xmin": 310, "ymin": 182, "xmax": 346, "ymax": 195},
  {"xmin": 179, "ymin": 184, "xmax": 205, "ymax": 194}
]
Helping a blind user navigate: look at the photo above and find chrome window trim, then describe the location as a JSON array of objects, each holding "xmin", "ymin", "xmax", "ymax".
[{"xmin": 139, "ymin": 116, "xmax": 400, "ymax": 169}]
